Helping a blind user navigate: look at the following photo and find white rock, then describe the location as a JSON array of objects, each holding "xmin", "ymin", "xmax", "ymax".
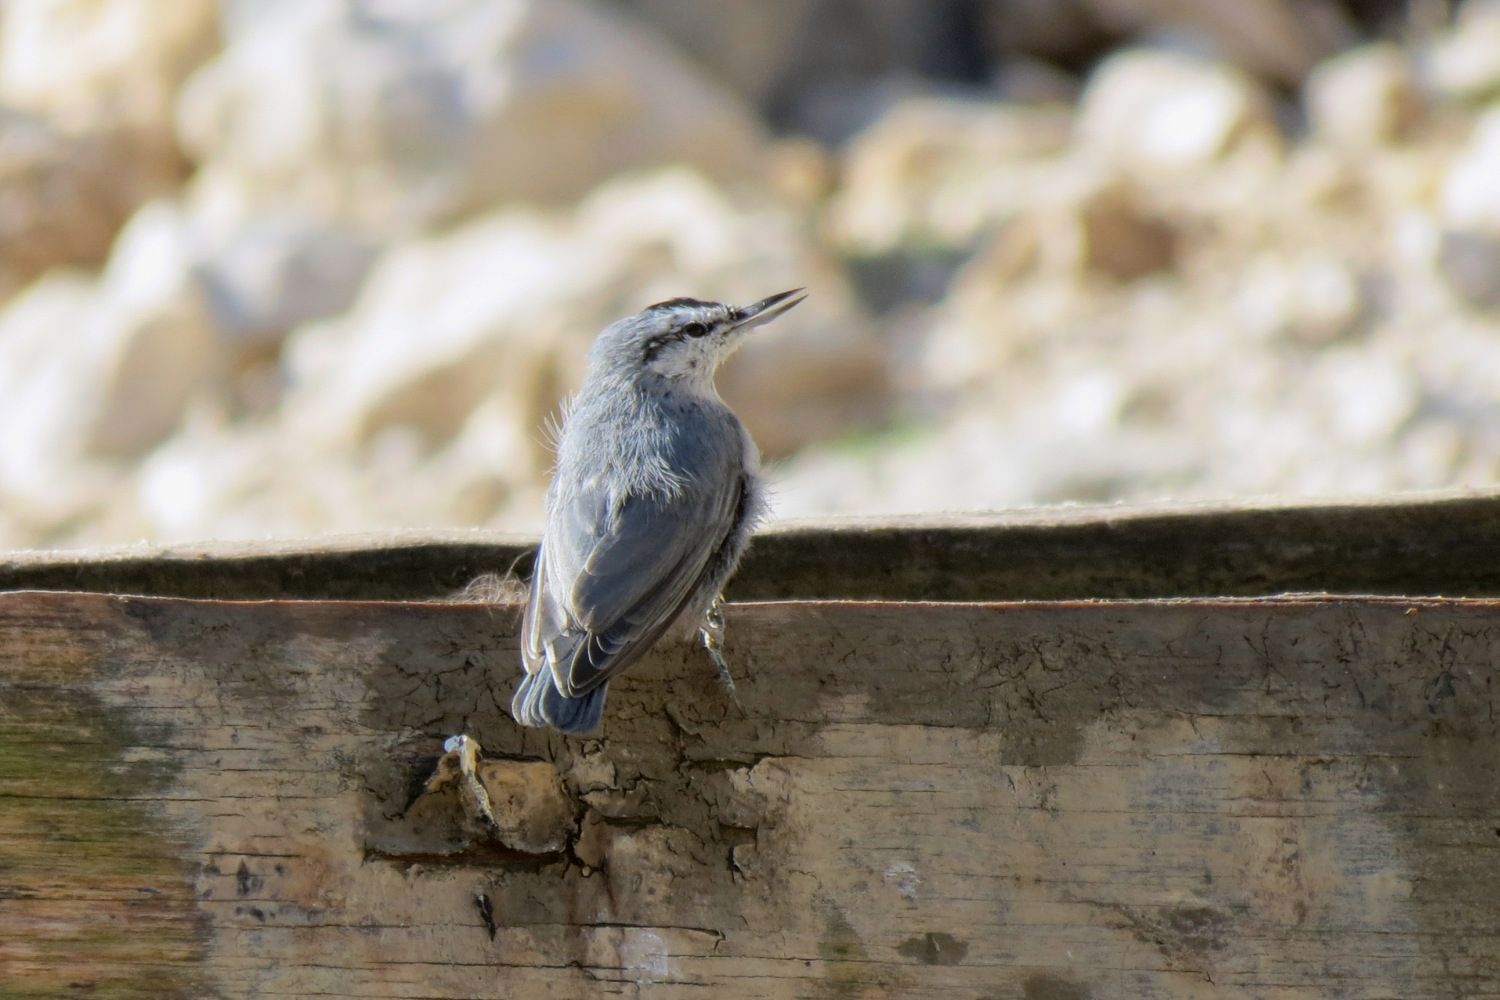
[
  {"xmin": 129, "ymin": 417, "xmax": 450, "ymax": 546},
  {"xmin": 1426, "ymin": 2, "xmax": 1500, "ymax": 102},
  {"xmin": 135, "ymin": 418, "xmax": 267, "ymax": 541},
  {"xmin": 132, "ymin": 392, "xmax": 550, "ymax": 544},
  {"xmin": 828, "ymin": 96, "xmax": 1073, "ymax": 254},
  {"xmin": 216, "ymin": 0, "xmax": 300, "ymax": 37},
  {"xmin": 1315, "ymin": 351, "xmax": 1418, "ymax": 447},
  {"xmin": 0, "ymin": 273, "xmax": 114, "ymax": 526},
  {"xmin": 82, "ymin": 203, "xmax": 226, "ymax": 458},
  {"xmin": 77, "ymin": 186, "xmax": 377, "ymax": 354},
  {"xmin": 198, "ymin": 217, "xmax": 378, "ymax": 350},
  {"xmin": 0, "ymin": 200, "xmax": 226, "ymax": 529},
  {"xmin": 927, "ymin": 167, "xmax": 1175, "ymax": 304},
  {"xmin": 282, "ymin": 209, "xmax": 584, "ymax": 459},
  {"xmin": 1077, "ymin": 49, "xmax": 1280, "ymax": 170},
  {"xmin": 283, "ymin": 169, "xmax": 887, "ymax": 470},
  {"xmin": 1052, "ymin": 369, "xmax": 1131, "ymax": 434},
  {"xmin": 1305, "ymin": 44, "xmax": 1422, "ymax": 149},
  {"xmin": 121, "ymin": 173, "xmax": 382, "ymax": 349},
  {"xmin": 1397, "ymin": 421, "xmax": 1464, "ymax": 488},
  {"xmin": 1439, "ymin": 110, "xmax": 1500, "ymax": 234},
  {"xmin": 1233, "ymin": 252, "xmax": 1366, "ymax": 343},
  {"xmin": 176, "ymin": 0, "xmax": 767, "ymax": 232},
  {"xmin": 99, "ymin": 201, "xmax": 199, "ymax": 311},
  {"xmin": 0, "ymin": 0, "xmax": 219, "ymax": 129}
]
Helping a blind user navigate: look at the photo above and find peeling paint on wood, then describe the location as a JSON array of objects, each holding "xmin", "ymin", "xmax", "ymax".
[{"xmin": 1, "ymin": 589, "xmax": 1498, "ymax": 996}]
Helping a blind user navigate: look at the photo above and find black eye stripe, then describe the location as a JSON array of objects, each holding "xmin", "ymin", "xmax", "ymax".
[
  {"xmin": 640, "ymin": 319, "xmax": 715, "ymax": 364},
  {"xmin": 641, "ymin": 334, "xmax": 671, "ymax": 364}
]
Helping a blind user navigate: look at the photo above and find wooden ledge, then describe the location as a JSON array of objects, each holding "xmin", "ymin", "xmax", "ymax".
[
  {"xmin": 5, "ymin": 493, "xmax": 1500, "ymax": 995},
  {"xmin": 2, "ymin": 590, "xmax": 1497, "ymax": 996},
  {"xmin": 6, "ymin": 488, "xmax": 1500, "ymax": 600}
]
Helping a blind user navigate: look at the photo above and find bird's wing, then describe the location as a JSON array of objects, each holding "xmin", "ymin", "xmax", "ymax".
[{"xmin": 522, "ymin": 467, "xmax": 742, "ymax": 699}]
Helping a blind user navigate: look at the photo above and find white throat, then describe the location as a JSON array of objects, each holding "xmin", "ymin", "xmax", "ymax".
[{"xmin": 646, "ymin": 337, "xmax": 738, "ymax": 398}]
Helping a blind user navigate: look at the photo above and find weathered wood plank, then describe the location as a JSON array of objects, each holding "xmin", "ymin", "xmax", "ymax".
[
  {"xmin": 8, "ymin": 490, "xmax": 1500, "ymax": 601},
  {"xmin": 2, "ymin": 590, "xmax": 1498, "ymax": 997}
]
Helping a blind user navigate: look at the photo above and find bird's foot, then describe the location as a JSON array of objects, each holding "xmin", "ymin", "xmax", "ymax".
[{"xmin": 699, "ymin": 596, "xmax": 743, "ymax": 712}]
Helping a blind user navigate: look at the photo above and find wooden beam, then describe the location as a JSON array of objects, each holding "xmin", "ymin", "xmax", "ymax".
[
  {"xmin": 7, "ymin": 491, "xmax": 1500, "ymax": 601},
  {"xmin": 2, "ymin": 589, "xmax": 1497, "ymax": 996}
]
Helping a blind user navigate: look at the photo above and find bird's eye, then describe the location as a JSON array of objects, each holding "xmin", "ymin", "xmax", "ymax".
[{"xmin": 681, "ymin": 321, "xmax": 711, "ymax": 338}]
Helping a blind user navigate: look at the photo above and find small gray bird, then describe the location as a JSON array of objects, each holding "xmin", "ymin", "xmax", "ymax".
[{"xmin": 511, "ymin": 289, "xmax": 806, "ymax": 734}]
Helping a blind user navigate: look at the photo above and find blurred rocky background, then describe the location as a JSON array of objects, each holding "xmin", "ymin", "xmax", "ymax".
[{"xmin": 3, "ymin": 0, "xmax": 1500, "ymax": 549}]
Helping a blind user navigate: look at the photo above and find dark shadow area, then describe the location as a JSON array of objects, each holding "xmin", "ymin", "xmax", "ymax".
[{"xmin": 4, "ymin": 493, "xmax": 1500, "ymax": 601}]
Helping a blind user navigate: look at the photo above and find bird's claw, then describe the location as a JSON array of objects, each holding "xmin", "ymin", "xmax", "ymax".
[{"xmin": 699, "ymin": 596, "xmax": 743, "ymax": 712}]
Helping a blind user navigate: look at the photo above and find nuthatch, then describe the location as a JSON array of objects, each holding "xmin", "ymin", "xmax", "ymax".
[{"xmin": 511, "ymin": 289, "xmax": 806, "ymax": 734}]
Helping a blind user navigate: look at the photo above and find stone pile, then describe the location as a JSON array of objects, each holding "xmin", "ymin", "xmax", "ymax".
[{"xmin": 1, "ymin": 0, "xmax": 1499, "ymax": 548}]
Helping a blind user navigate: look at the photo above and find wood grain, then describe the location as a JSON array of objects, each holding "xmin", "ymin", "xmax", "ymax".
[{"xmin": 2, "ymin": 590, "xmax": 1498, "ymax": 997}]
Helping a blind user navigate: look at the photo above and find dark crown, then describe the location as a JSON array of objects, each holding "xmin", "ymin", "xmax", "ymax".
[{"xmin": 643, "ymin": 296, "xmax": 715, "ymax": 315}]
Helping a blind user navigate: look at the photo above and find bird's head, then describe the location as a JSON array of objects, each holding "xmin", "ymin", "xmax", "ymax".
[{"xmin": 592, "ymin": 289, "xmax": 807, "ymax": 392}]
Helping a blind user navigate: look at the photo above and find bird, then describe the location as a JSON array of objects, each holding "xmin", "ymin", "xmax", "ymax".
[{"xmin": 511, "ymin": 289, "xmax": 807, "ymax": 734}]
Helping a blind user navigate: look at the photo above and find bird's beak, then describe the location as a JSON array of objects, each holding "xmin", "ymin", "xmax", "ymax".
[{"xmin": 730, "ymin": 288, "xmax": 807, "ymax": 331}]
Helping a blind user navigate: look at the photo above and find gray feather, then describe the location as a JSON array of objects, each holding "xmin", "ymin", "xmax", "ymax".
[
  {"xmin": 531, "ymin": 425, "xmax": 742, "ymax": 698},
  {"xmin": 512, "ymin": 289, "xmax": 800, "ymax": 734}
]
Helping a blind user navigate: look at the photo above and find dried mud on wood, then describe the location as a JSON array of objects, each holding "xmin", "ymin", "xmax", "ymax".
[{"xmin": 1, "ymin": 591, "xmax": 1498, "ymax": 998}]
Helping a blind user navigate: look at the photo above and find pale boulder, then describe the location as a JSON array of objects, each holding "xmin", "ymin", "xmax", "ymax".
[
  {"xmin": 1305, "ymin": 44, "xmax": 1423, "ymax": 150},
  {"xmin": 176, "ymin": 0, "xmax": 767, "ymax": 232},
  {"xmin": 77, "ymin": 203, "xmax": 226, "ymax": 459},
  {"xmin": 827, "ymin": 97, "xmax": 1072, "ymax": 254},
  {"xmin": 0, "ymin": 0, "xmax": 218, "ymax": 278},
  {"xmin": 1232, "ymin": 251, "xmax": 1366, "ymax": 343},
  {"xmin": 0, "ymin": 273, "xmax": 117, "ymax": 530},
  {"xmin": 133, "ymin": 420, "xmax": 281, "ymax": 542},
  {"xmin": 1436, "ymin": 109, "xmax": 1500, "ymax": 305},
  {"xmin": 281, "ymin": 211, "xmax": 590, "ymax": 463},
  {"xmin": 0, "ymin": 199, "xmax": 226, "ymax": 537},
  {"xmin": 945, "ymin": 167, "xmax": 1176, "ymax": 288},
  {"xmin": 197, "ymin": 217, "xmax": 378, "ymax": 352},
  {"xmin": 1312, "ymin": 350, "xmax": 1419, "ymax": 448},
  {"xmin": 1077, "ymin": 49, "xmax": 1281, "ymax": 171},
  {"xmin": 1439, "ymin": 110, "xmax": 1500, "ymax": 234},
  {"xmin": 0, "ymin": 0, "xmax": 219, "ymax": 129},
  {"xmin": 282, "ymin": 169, "xmax": 887, "ymax": 474},
  {"xmin": 1426, "ymin": 2, "xmax": 1500, "ymax": 103}
]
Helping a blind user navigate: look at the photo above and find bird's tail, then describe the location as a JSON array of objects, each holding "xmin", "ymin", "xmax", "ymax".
[{"xmin": 511, "ymin": 670, "xmax": 608, "ymax": 734}]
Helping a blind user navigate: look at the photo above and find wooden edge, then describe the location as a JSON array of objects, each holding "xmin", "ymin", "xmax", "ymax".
[
  {"xmin": 0, "ymin": 590, "xmax": 1498, "ymax": 615},
  {"xmin": 3, "ymin": 488, "xmax": 1500, "ymax": 600}
]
